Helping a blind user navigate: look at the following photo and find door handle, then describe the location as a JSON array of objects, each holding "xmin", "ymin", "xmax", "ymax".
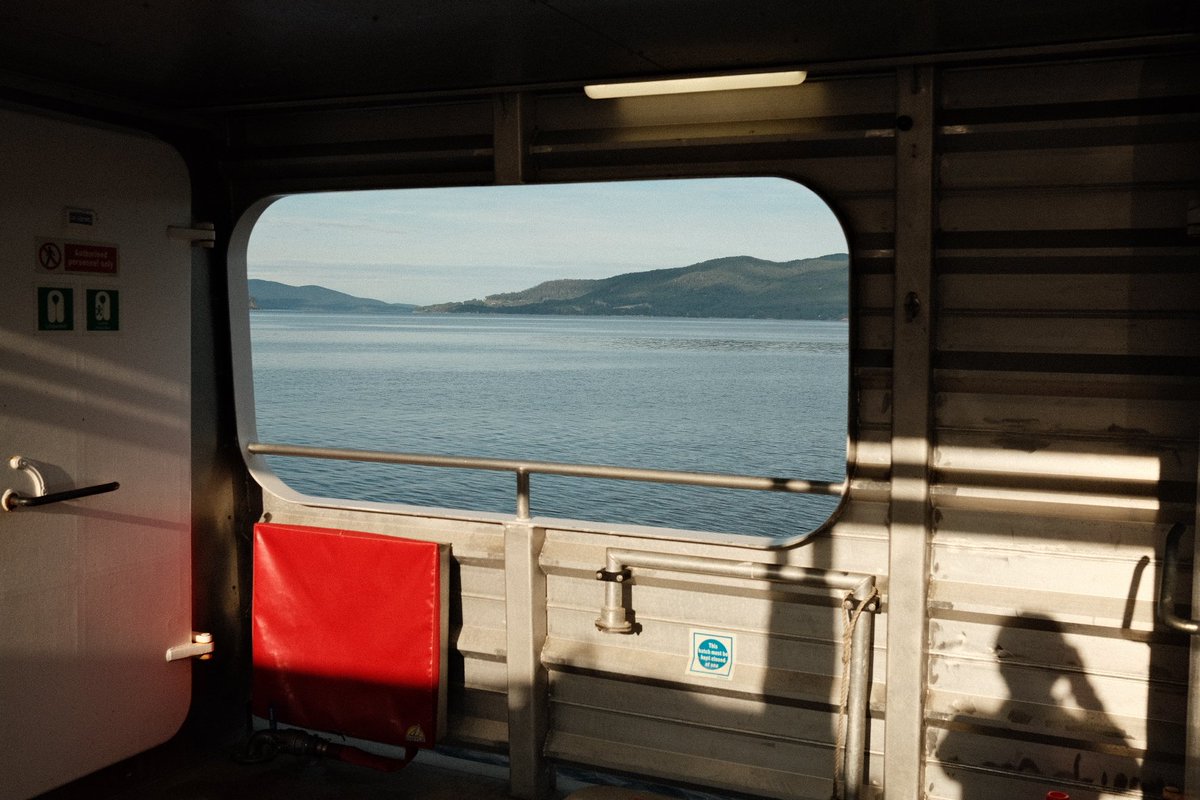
[
  {"xmin": 3, "ymin": 481, "xmax": 120, "ymax": 510},
  {"xmin": 1, "ymin": 455, "xmax": 119, "ymax": 511},
  {"xmin": 1158, "ymin": 523, "xmax": 1199, "ymax": 635}
]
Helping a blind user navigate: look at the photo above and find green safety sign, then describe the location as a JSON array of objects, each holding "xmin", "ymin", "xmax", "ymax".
[
  {"xmin": 37, "ymin": 287, "xmax": 74, "ymax": 331},
  {"xmin": 86, "ymin": 289, "xmax": 119, "ymax": 331}
]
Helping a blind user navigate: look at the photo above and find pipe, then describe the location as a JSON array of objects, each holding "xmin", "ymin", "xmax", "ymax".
[
  {"xmin": 842, "ymin": 591, "xmax": 876, "ymax": 800},
  {"xmin": 599, "ymin": 550, "xmax": 875, "ymax": 626},
  {"xmin": 1158, "ymin": 523, "xmax": 1198, "ymax": 634}
]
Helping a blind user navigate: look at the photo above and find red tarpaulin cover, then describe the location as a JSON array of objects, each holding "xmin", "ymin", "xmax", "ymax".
[{"xmin": 252, "ymin": 523, "xmax": 444, "ymax": 747}]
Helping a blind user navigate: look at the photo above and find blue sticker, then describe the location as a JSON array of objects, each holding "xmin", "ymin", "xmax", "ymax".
[{"xmin": 689, "ymin": 630, "xmax": 734, "ymax": 678}]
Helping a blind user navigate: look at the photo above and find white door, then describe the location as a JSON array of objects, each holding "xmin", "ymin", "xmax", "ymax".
[{"xmin": 0, "ymin": 108, "xmax": 193, "ymax": 799}]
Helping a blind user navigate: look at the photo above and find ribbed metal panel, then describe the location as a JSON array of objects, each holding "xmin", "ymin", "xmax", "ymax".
[
  {"xmin": 541, "ymin": 530, "xmax": 887, "ymax": 799},
  {"xmin": 926, "ymin": 53, "xmax": 1200, "ymax": 799}
]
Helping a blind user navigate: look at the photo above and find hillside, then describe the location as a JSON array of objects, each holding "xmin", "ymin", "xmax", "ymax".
[
  {"xmin": 419, "ymin": 254, "xmax": 848, "ymax": 320},
  {"xmin": 248, "ymin": 279, "xmax": 415, "ymax": 313}
]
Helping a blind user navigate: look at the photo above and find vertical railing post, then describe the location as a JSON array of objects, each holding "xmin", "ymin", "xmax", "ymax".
[
  {"xmin": 516, "ymin": 468, "xmax": 531, "ymax": 520},
  {"xmin": 843, "ymin": 583, "xmax": 877, "ymax": 800},
  {"xmin": 504, "ymin": 519, "xmax": 553, "ymax": 799}
]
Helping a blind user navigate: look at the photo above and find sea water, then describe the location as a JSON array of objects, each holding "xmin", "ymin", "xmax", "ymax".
[{"xmin": 249, "ymin": 312, "xmax": 848, "ymax": 538}]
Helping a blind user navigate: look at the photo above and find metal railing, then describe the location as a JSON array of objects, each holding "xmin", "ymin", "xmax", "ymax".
[
  {"xmin": 247, "ymin": 441, "xmax": 846, "ymax": 520},
  {"xmin": 249, "ymin": 440, "xmax": 872, "ymax": 797}
]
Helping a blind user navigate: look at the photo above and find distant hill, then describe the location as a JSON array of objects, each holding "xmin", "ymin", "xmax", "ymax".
[
  {"xmin": 248, "ymin": 279, "xmax": 415, "ymax": 313},
  {"xmin": 418, "ymin": 254, "xmax": 848, "ymax": 320}
]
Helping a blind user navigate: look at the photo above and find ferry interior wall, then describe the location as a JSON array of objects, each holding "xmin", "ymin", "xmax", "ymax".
[{"xmin": 1, "ymin": 4, "xmax": 1198, "ymax": 800}]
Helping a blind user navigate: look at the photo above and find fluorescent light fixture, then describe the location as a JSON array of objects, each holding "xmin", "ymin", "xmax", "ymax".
[{"xmin": 584, "ymin": 70, "xmax": 806, "ymax": 99}]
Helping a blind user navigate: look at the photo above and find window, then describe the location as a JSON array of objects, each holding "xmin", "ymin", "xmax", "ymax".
[{"xmin": 239, "ymin": 178, "xmax": 849, "ymax": 538}]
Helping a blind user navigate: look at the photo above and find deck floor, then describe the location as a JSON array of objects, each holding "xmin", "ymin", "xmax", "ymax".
[
  {"xmin": 35, "ymin": 734, "xmax": 525, "ymax": 800},
  {"xmin": 33, "ymin": 729, "xmax": 730, "ymax": 800}
]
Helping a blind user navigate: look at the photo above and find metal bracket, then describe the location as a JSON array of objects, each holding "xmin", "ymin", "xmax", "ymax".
[
  {"xmin": 3, "ymin": 455, "xmax": 46, "ymax": 509},
  {"xmin": 903, "ymin": 290, "xmax": 921, "ymax": 322},
  {"xmin": 166, "ymin": 632, "xmax": 214, "ymax": 662},
  {"xmin": 595, "ymin": 567, "xmax": 632, "ymax": 583},
  {"xmin": 167, "ymin": 222, "xmax": 216, "ymax": 248}
]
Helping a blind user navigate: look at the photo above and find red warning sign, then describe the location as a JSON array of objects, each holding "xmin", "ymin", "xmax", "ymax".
[
  {"xmin": 64, "ymin": 243, "xmax": 119, "ymax": 274},
  {"xmin": 36, "ymin": 239, "xmax": 119, "ymax": 275}
]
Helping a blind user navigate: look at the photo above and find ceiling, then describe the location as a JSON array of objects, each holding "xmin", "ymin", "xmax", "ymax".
[{"xmin": 0, "ymin": 1, "xmax": 1196, "ymax": 111}]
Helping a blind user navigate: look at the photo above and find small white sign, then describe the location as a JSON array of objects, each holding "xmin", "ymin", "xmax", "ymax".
[
  {"xmin": 688, "ymin": 630, "xmax": 735, "ymax": 679},
  {"xmin": 65, "ymin": 207, "xmax": 97, "ymax": 226}
]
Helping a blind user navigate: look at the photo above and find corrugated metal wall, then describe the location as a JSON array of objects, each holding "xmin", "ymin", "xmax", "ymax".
[
  {"xmin": 925, "ymin": 53, "xmax": 1199, "ymax": 799},
  {"xmin": 236, "ymin": 47, "xmax": 1198, "ymax": 800}
]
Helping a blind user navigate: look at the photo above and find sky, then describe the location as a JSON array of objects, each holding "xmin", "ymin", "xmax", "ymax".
[{"xmin": 246, "ymin": 177, "xmax": 848, "ymax": 305}]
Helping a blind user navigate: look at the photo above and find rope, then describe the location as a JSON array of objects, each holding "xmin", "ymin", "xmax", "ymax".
[{"xmin": 832, "ymin": 587, "xmax": 878, "ymax": 800}]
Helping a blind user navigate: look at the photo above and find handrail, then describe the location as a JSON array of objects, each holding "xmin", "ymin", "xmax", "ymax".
[
  {"xmin": 1158, "ymin": 522, "xmax": 1198, "ymax": 635},
  {"xmin": 247, "ymin": 441, "xmax": 846, "ymax": 519},
  {"xmin": 2, "ymin": 455, "xmax": 120, "ymax": 512},
  {"xmin": 3, "ymin": 481, "xmax": 120, "ymax": 510}
]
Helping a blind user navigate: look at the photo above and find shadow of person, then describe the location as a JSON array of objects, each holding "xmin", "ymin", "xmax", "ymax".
[{"xmin": 934, "ymin": 614, "xmax": 1155, "ymax": 799}]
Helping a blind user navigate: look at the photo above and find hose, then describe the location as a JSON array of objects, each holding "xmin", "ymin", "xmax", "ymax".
[{"xmin": 235, "ymin": 728, "xmax": 418, "ymax": 772}]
